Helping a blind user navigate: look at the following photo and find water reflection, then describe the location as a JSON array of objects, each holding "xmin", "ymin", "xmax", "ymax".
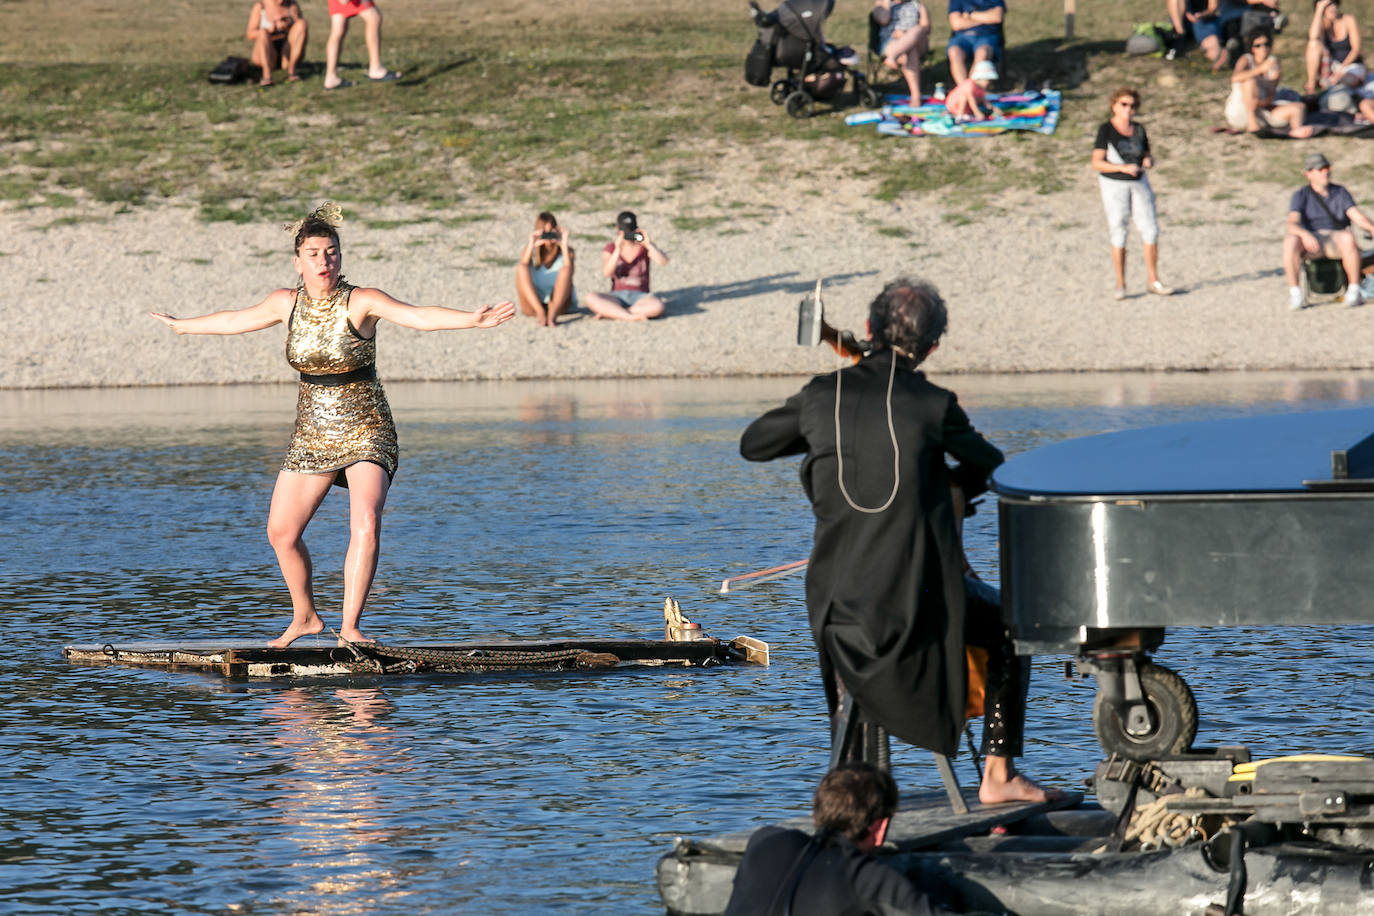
[{"xmin": 4, "ymin": 374, "xmax": 1374, "ymax": 914}]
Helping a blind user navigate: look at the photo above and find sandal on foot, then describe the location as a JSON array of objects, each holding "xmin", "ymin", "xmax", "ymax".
[
  {"xmin": 1148, "ymin": 280, "xmax": 1175, "ymax": 296},
  {"xmin": 323, "ymin": 79, "xmax": 353, "ymax": 90},
  {"xmin": 369, "ymin": 70, "xmax": 401, "ymax": 82}
]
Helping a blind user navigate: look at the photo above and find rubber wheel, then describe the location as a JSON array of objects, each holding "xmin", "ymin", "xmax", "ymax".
[
  {"xmin": 860, "ymin": 85, "xmax": 882, "ymax": 109},
  {"xmin": 770, "ymin": 80, "xmax": 791, "ymax": 105},
  {"xmin": 784, "ymin": 90, "xmax": 813, "ymax": 119},
  {"xmin": 1092, "ymin": 662, "xmax": 1198, "ymax": 761}
]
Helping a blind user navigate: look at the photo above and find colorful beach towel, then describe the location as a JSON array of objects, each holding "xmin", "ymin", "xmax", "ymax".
[{"xmin": 845, "ymin": 90, "xmax": 1061, "ymax": 138}]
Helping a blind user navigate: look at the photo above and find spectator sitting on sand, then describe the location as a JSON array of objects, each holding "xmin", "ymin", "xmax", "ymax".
[
  {"xmin": 1284, "ymin": 150, "xmax": 1374, "ymax": 310},
  {"xmin": 1225, "ymin": 29, "xmax": 1313, "ymax": 135},
  {"xmin": 1305, "ymin": 0, "xmax": 1364, "ymax": 95},
  {"xmin": 1174, "ymin": 0, "xmax": 1248, "ymax": 71},
  {"xmin": 246, "ymin": 0, "xmax": 308, "ymax": 86},
  {"xmin": 873, "ymin": 0, "xmax": 930, "ymax": 104},
  {"xmin": 583, "ymin": 211, "xmax": 669, "ymax": 322},
  {"xmin": 515, "ymin": 211, "xmax": 576, "ymax": 328},
  {"xmin": 946, "ymin": 0, "xmax": 1004, "ymax": 86}
]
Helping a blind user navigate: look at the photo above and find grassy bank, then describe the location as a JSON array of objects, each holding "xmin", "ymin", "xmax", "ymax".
[{"xmin": 4, "ymin": 0, "xmax": 1374, "ymax": 225}]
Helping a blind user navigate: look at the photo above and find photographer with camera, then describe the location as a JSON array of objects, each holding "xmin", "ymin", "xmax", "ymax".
[
  {"xmin": 515, "ymin": 211, "xmax": 576, "ymax": 328},
  {"xmin": 583, "ymin": 211, "xmax": 669, "ymax": 321}
]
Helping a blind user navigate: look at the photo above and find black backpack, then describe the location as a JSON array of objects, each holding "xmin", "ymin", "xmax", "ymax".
[
  {"xmin": 745, "ymin": 34, "xmax": 776, "ymax": 86},
  {"xmin": 208, "ymin": 56, "xmax": 251, "ymax": 85}
]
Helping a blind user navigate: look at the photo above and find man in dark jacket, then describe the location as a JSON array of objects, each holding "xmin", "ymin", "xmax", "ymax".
[
  {"xmin": 724, "ymin": 763, "xmax": 946, "ymax": 916},
  {"xmin": 740, "ymin": 277, "xmax": 1056, "ymax": 804}
]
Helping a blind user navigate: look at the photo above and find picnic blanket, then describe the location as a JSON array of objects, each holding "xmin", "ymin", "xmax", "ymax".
[{"xmin": 845, "ymin": 90, "xmax": 1061, "ymax": 138}]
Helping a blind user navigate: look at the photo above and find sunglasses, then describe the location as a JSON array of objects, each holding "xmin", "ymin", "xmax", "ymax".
[{"xmin": 1252, "ymin": 40, "xmax": 1271, "ymax": 48}]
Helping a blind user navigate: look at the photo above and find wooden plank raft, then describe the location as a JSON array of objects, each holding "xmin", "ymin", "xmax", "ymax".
[
  {"xmin": 64, "ymin": 633, "xmax": 768, "ymax": 679},
  {"xmin": 658, "ymin": 788, "xmax": 1084, "ymax": 916}
]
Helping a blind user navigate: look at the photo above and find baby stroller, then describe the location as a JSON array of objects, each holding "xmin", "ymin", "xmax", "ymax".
[{"xmin": 745, "ymin": 0, "xmax": 881, "ymax": 118}]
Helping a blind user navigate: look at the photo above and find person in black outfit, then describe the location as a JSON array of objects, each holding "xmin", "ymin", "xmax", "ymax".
[
  {"xmin": 740, "ymin": 277, "xmax": 1059, "ymax": 805},
  {"xmin": 724, "ymin": 763, "xmax": 947, "ymax": 916}
]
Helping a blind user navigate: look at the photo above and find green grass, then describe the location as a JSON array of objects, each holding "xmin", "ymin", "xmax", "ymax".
[{"xmin": 5, "ymin": 0, "xmax": 1374, "ymax": 223}]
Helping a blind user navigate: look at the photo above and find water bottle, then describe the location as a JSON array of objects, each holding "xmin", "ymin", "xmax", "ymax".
[{"xmin": 933, "ymin": 83, "xmax": 946, "ymax": 100}]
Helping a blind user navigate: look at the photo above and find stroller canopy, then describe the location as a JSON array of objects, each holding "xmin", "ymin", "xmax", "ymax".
[{"xmin": 776, "ymin": 0, "xmax": 833, "ymax": 42}]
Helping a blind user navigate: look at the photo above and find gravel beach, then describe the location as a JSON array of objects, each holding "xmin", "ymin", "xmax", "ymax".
[{"xmin": 10, "ymin": 167, "xmax": 1374, "ymax": 389}]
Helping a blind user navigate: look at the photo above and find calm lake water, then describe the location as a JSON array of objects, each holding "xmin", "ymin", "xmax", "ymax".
[{"xmin": 4, "ymin": 372, "xmax": 1374, "ymax": 914}]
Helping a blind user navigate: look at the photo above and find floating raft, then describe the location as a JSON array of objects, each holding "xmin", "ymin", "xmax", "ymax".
[{"xmin": 64, "ymin": 633, "xmax": 768, "ymax": 679}]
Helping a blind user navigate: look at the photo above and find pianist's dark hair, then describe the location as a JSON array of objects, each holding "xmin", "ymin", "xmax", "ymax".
[{"xmin": 867, "ymin": 276, "xmax": 948, "ymax": 363}]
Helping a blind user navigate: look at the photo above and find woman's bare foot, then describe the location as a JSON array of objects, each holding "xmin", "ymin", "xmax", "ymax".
[
  {"xmin": 979, "ymin": 772, "xmax": 1065, "ymax": 805},
  {"xmin": 337, "ymin": 627, "xmax": 378, "ymax": 645},
  {"xmin": 269, "ymin": 614, "xmax": 325, "ymax": 648},
  {"xmin": 1290, "ymin": 125, "xmax": 1315, "ymax": 139}
]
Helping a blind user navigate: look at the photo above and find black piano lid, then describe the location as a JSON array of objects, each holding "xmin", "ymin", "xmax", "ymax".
[{"xmin": 991, "ymin": 406, "xmax": 1374, "ymax": 498}]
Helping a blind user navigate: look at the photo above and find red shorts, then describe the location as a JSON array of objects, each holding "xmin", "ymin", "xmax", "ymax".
[{"xmin": 327, "ymin": 0, "xmax": 374, "ymax": 18}]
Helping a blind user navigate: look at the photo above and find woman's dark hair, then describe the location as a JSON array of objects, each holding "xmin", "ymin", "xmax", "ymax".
[
  {"xmin": 537, "ymin": 210, "xmax": 558, "ymax": 229},
  {"xmin": 812, "ymin": 763, "xmax": 899, "ymax": 842},
  {"xmin": 1244, "ymin": 27, "xmax": 1274, "ymax": 48},
  {"xmin": 867, "ymin": 276, "xmax": 948, "ymax": 361},
  {"xmin": 294, "ymin": 217, "xmax": 340, "ymax": 253}
]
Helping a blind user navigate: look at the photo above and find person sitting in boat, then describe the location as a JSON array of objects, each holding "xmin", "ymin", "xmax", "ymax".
[
  {"xmin": 723, "ymin": 762, "xmax": 951, "ymax": 916},
  {"xmin": 741, "ymin": 277, "xmax": 1062, "ymax": 805},
  {"xmin": 1283, "ymin": 150, "xmax": 1374, "ymax": 310}
]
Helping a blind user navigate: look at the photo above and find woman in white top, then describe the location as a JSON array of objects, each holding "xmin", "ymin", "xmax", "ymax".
[
  {"xmin": 515, "ymin": 211, "xmax": 576, "ymax": 328},
  {"xmin": 1226, "ymin": 30, "xmax": 1313, "ymax": 136}
]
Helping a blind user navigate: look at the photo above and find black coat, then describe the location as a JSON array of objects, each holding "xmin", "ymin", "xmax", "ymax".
[
  {"xmin": 722, "ymin": 826, "xmax": 945, "ymax": 916},
  {"xmin": 740, "ymin": 351, "xmax": 1004, "ymax": 756}
]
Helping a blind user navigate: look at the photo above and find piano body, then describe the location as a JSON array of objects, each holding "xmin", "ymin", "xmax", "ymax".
[{"xmin": 992, "ymin": 406, "xmax": 1374, "ymax": 759}]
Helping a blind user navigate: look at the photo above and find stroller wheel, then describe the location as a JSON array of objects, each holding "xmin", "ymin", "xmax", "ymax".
[
  {"xmin": 770, "ymin": 80, "xmax": 792, "ymax": 105},
  {"xmin": 784, "ymin": 90, "xmax": 813, "ymax": 119},
  {"xmin": 860, "ymin": 85, "xmax": 882, "ymax": 109}
]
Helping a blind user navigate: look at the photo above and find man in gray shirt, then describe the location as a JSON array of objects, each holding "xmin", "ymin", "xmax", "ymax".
[{"xmin": 1284, "ymin": 151, "xmax": 1374, "ymax": 310}]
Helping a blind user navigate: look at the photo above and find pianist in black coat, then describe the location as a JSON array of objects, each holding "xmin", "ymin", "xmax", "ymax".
[{"xmin": 742, "ymin": 278, "xmax": 1059, "ymax": 803}]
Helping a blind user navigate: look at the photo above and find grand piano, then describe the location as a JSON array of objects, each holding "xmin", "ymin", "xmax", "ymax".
[{"xmin": 992, "ymin": 406, "xmax": 1374, "ymax": 760}]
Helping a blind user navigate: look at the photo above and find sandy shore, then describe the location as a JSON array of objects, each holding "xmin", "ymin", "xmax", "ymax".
[{"xmin": 9, "ymin": 171, "xmax": 1374, "ymax": 389}]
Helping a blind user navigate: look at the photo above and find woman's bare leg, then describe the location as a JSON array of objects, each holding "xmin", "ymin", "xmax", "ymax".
[
  {"xmin": 1111, "ymin": 245, "xmax": 1127, "ymax": 289},
  {"xmin": 285, "ymin": 18, "xmax": 308, "ymax": 78},
  {"xmin": 514, "ymin": 263, "xmax": 548, "ymax": 324},
  {"xmin": 1305, "ymin": 40, "xmax": 1325, "ymax": 94},
  {"xmin": 583, "ymin": 291, "xmax": 647, "ymax": 321},
  {"xmin": 359, "ymin": 6, "xmax": 389, "ymax": 78},
  {"xmin": 628, "ymin": 294, "xmax": 665, "ymax": 319},
  {"xmin": 252, "ymin": 31, "xmax": 279, "ymax": 84},
  {"xmin": 266, "ymin": 470, "xmax": 335, "ymax": 647},
  {"xmin": 324, "ymin": 14, "xmax": 348, "ymax": 87},
  {"xmin": 1144, "ymin": 242, "xmax": 1161, "ymax": 286},
  {"xmin": 546, "ymin": 267, "xmax": 574, "ymax": 325},
  {"xmin": 339, "ymin": 461, "xmax": 390, "ymax": 644}
]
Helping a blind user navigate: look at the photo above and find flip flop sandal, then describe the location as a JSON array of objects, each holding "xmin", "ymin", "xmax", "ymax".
[
  {"xmin": 323, "ymin": 79, "xmax": 354, "ymax": 90},
  {"xmin": 369, "ymin": 70, "xmax": 401, "ymax": 82}
]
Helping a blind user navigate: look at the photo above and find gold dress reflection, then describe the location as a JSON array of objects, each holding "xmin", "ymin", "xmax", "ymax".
[{"xmin": 282, "ymin": 279, "xmax": 398, "ymax": 487}]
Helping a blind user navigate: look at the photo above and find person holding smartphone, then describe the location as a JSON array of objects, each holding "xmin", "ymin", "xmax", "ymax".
[
  {"xmin": 583, "ymin": 211, "xmax": 669, "ymax": 321},
  {"xmin": 515, "ymin": 211, "xmax": 576, "ymax": 327}
]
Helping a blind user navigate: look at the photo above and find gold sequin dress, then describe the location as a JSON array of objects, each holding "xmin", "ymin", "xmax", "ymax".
[{"xmin": 282, "ymin": 279, "xmax": 398, "ymax": 487}]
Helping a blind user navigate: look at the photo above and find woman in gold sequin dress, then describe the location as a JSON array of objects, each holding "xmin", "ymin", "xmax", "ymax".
[{"xmin": 150, "ymin": 204, "xmax": 515, "ymax": 648}]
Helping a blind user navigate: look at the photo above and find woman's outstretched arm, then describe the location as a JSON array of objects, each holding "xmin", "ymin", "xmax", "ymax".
[
  {"xmin": 150, "ymin": 288, "xmax": 294, "ymax": 335},
  {"xmin": 350, "ymin": 288, "xmax": 516, "ymax": 332}
]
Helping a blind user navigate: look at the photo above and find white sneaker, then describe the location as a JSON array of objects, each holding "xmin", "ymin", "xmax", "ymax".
[
  {"xmin": 1345, "ymin": 285, "xmax": 1363, "ymax": 308},
  {"xmin": 1289, "ymin": 287, "xmax": 1306, "ymax": 311}
]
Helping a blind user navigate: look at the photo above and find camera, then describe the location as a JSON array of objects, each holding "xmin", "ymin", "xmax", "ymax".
[
  {"xmin": 627, "ymin": 230, "xmax": 645, "ymax": 242},
  {"xmin": 797, "ymin": 278, "xmax": 870, "ymax": 355},
  {"xmin": 539, "ymin": 231, "xmax": 561, "ymax": 241}
]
